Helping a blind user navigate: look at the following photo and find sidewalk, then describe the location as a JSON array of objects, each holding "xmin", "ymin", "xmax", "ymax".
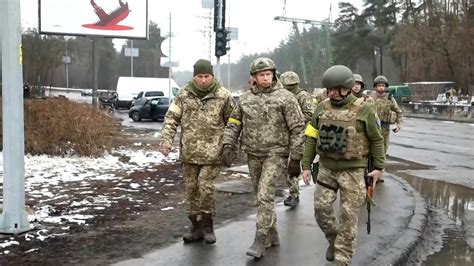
[{"xmin": 115, "ymin": 166, "xmax": 426, "ymax": 266}]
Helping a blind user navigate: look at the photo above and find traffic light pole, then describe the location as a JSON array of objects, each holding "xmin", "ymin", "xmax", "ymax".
[
  {"xmin": 215, "ymin": 0, "xmax": 223, "ymax": 80},
  {"xmin": 0, "ymin": 0, "xmax": 33, "ymax": 234}
]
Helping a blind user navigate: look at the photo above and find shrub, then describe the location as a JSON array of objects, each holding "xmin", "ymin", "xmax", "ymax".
[{"xmin": 0, "ymin": 97, "xmax": 121, "ymax": 157}]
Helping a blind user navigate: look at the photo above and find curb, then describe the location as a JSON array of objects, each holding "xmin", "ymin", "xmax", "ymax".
[
  {"xmin": 369, "ymin": 173, "xmax": 427, "ymax": 265},
  {"xmin": 404, "ymin": 113, "xmax": 474, "ymax": 123}
]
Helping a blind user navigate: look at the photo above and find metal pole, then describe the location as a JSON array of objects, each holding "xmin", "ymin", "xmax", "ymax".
[
  {"xmin": 216, "ymin": 0, "xmax": 223, "ymax": 80},
  {"xmin": 209, "ymin": 9, "xmax": 212, "ymax": 61},
  {"xmin": 65, "ymin": 41, "xmax": 69, "ymax": 88},
  {"xmin": 0, "ymin": 0, "xmax": 32, "ymax": 234},
  {"xmin": 92, "ymin": 38, "xmax": 98, "ymax": 107},
  {"xmin": 168, "ymin": 12, "xmax": 172, "ymax": 100},
  {"xmin": 227, "ymin": 50, "xmax": 230, "ymax": 89},
  {"xmin": 131, "ymin": 39, "xmax": 134, "ymax": 77}
]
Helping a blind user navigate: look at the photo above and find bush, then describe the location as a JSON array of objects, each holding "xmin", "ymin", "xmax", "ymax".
[{"xmin": 0, "ymin": 97, "xmax": 121, "ymax": 157}]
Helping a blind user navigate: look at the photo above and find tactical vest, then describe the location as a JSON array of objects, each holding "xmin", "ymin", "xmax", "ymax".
[
  {"xmin": 316, "ymin": 98, "xmax": 369, "ymax": 160},
  {"xmin": 373, "ymin": 94, "xmax": 396, "ymax": 124}
]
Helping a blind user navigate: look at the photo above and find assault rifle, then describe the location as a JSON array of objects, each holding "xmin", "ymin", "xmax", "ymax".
[
  {"xmin": 311, "ymin": 161, "xmax": 319, "ymax": 184},
  {"xmin": 365, "ymin": 154, "xmax": 376, "ymax": 234}
]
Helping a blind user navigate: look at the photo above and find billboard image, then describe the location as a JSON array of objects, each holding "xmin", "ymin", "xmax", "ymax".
[{"xmin": 39, "ymin": 0, "xmax": 148, "ymax": 39}]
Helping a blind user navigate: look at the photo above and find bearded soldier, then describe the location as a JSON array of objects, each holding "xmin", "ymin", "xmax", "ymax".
[
  {"xmin": 302, "ymin": 65, "xmax": 385, "ymax": 265},
  {"xmin": 280, "ymin": 71, "xmax": 315, "ymax": 207},
  {"xmin": 371, "ymin": 75, "xmax": 403, "ymax": 156},
  {"xmin": 222, "ymin": 58, "xmax": 305, "ymax": 258},
  {"xmin": 159, "ymin": 59, "xmax": 233, "ymax": 245}
]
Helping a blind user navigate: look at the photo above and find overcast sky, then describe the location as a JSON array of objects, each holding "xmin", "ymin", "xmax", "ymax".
[{"xmin": 20, "ymin": 0, "xmax": 362, "ymax": 71}]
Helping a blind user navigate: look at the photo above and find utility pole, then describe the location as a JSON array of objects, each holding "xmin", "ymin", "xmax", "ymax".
[
  {"xmin": 0, "ymin": 0, "xmax": 32, "ymax": 234},
  {"xmin": 169, "ymin": 12, "xmax": 172, "ymax": 101}
]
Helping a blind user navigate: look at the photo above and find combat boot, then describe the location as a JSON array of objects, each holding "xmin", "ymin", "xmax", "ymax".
[
  {"xmin": 264, "ymin": 227, "xmax": 280, "ymax": 248},
  {"xmin": 283, "ymin": 196, "xmax": 300, "ymax": 207},
  {"xmin": 246, "ymin": 232, "xmax": 266, "ymax": 258},
  {"xmin": 183, "ymin": 214, "xmax": 203, "ymax": 243},
  {"xmin": 326, "ymin": 235, "xmax": 336, "ymax": 261},
  {"xmin": 201, "ymin": 213, "xmax": 216, "ymax": 244}
]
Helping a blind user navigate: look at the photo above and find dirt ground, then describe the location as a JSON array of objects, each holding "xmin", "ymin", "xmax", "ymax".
[{"xmin": 0, "ymin": 126, "xmax": 257, "ymax": 265}]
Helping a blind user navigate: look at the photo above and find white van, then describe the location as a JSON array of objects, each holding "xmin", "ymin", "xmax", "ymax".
[{"xmin": 116, "ymin": 77, "xmax": 180, "ymax": 109}]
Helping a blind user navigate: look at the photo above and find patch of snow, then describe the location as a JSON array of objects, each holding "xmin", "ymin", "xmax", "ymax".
[{"xmin": 161, "ymin": 207, "xmax": 174, "ymax": 211}]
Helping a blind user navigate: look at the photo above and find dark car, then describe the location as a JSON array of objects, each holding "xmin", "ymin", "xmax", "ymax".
[{"xmin": 128, "ymin": 97, "xmax": 169, "ymax": 122}]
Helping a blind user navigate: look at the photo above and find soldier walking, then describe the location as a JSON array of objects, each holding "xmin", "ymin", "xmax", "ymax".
[
  {"xmin": 222, "ymin": 58, "xmax": 305, "ymax": 258},
  {"xmin": 280, "ymin": 71, "xmax": 315, "ymax": 207},
  {"xmin": 371, "ymin": 75, "xmax": 403, "ymax": 156},
  {"xmin": 302, "ymin": 65, "xmax": 385, "ymax": 265},
  {"xmin": 352, "ymin": 74, "xmax": 365, "ymax": 98},
  {"xmin": 159, "ymin": 59, "xmax": 233, "ymax": 245}
]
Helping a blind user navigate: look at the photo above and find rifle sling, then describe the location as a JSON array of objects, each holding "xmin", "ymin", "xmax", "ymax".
[{"xmin": 316, "ymin": 179, "xmax": 338, "ymax": 192}]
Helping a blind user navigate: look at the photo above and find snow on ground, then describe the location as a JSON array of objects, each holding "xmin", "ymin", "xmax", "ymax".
[{"xmin": 0, "ymin": 147, "xmax": 179, "ymax": 252}]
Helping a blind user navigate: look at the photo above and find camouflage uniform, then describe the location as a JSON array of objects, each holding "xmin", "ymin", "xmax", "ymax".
[
  {"xmin": 160, "ymin": 80, "xmax": 233, "ymax": 216},
  {"xmin": 280, "ymin": 71, "xmax": 315, "ymax": 201},
  {"xmin": 313, "ymin": 88, "xmax": 328, "ymax": 105},
  {"xmin": 302, "ymin": 66, "xmax": 385, "ymax": 264},
  {"xmin": 371, "ymin": 81, "xmax": 403, "ymax": 155},
  {"xmin": 223, "ymin": 59, "xmax": 305, "ymax": 257}
]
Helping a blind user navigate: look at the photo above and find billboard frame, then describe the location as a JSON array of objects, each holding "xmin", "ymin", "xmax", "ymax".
[{"xmin": 38, "ymin": 0, "xmax": 149, "ymax": 40}]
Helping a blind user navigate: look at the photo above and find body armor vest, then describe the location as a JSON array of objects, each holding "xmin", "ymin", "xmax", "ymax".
[
  {"xmin": 373, "ymin": 94, "xmax": 396, "ymax": 124},
  {"xmin": 316, "ymin": 98, "xmax": 369, "ymax": 160}
]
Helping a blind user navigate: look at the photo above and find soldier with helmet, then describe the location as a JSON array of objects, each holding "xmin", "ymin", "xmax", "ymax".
[
  {"xmin": 301, "ymin": 65, "xmax": 385, "ymax": 265},
  {"xmin": 371, "ymin": 75, "xmax": 403, "ymax": 156},
  {"xmin": 222, "ymin": 57, "xmax": 305, "ymax": 258},
  {"xmin": 352, "ymin": 74, "xmax": 365, "ymax": 98},
  {"xmin": 280, "ymin": 71, "xmax": 315, "ymax": 207}
]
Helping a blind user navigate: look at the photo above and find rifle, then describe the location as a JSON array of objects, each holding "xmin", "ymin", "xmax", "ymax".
[
  {"xmin": 365, "ymin": 154, "xmax": 375, "ymax": 234},
  {"xmin": 311, "ymin": 161, "xmax": 319, "ymax": 184}
]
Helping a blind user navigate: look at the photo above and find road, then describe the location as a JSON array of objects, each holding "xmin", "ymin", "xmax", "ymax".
[
  {"xmin": 389, "ymin": 118, "xmax": 474, "ymax": 265},
  {"xmin": 116, "ymin": 111, "xmax": 474, "ymax": 265}
]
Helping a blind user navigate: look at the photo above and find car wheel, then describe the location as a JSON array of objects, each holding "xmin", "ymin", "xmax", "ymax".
[{"xmin": 131, "ymin": 111, "xmax": 141, "ymax": 122}]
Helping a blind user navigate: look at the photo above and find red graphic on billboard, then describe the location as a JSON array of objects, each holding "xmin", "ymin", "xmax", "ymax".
[{"xmin": 82, "ymin": 0, "xmax": 133, "ymax": 30}]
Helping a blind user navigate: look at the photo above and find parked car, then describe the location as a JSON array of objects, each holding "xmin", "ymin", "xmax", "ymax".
[
  {"xmin": 131, "ymin": 90, "xmax": 165, "ymax": 107},
  {"xmin": 128, "ymin": 97, "xmax": 170, "ymax": 122}
]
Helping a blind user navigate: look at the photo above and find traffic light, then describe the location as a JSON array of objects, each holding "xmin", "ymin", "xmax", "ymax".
[{"xmin": 215, "ymin": 28, "xmax": 229, "ymax": 57}]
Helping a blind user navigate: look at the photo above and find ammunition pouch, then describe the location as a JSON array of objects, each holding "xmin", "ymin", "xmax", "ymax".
[{"xmin": 317, "ymin": 124, "xmax": 348, "ymax": 154}]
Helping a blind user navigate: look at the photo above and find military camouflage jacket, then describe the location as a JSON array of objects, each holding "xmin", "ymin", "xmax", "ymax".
[
  {"xmin": 313, "ymin": 88, "xmax": 328, "ymax": 105},
  {"xmin": 288, "ymin": 87, "xmax": 315, "ymax": 124},
  {"xmin": 159, "ymin": 81, "xmax": 233, "ymax": 164},
  {"xmin": 371, "ymin": 92, "xmax": 403, "ymax": 128},
  {"xmin": 223, "ymin": 81, "xmax": 305, "ymax": 160}
]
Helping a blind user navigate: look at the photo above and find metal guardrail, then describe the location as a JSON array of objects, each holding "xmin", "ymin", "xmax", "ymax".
[{"xmin": 400, "ymin": 102, "xmax": 472, "ymax": 120}]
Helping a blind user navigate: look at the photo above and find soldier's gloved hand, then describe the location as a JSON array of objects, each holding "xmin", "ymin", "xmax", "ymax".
[
  {"xmin": 288, "ymin": 159, "xmax": 301, "ymax": 178},
  {"xmin": 222, "ymin": 146, "xmax": 236, "ymax": 167}
]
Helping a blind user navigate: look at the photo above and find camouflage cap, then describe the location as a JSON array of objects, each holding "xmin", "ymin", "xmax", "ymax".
[
  {"xmin": 250, "ymin": 57, "xmax": 276, "ymax": 75},
  {"xmin": 280, "ymin": 71, "xmax": 300, "ymax": 85}
]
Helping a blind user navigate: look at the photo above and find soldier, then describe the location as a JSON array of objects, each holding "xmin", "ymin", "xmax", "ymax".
[
  {"xmin": 371, "ymin": 75, "xmax": 403, "ymax": 156},
  {"xmin": 301, "ymin": 65, "xmax": 385, "ymax": 265},
  {"xmin": 222, "ymin": 58, "xmax": 305, "ymax": 258},
  {"xmin": 352, "ymin": 74, "xmax": 365, "ymax": 98},
  {"xmin": 159, "ymin": 59, "xmax": 233, "ymax": 245},
  {"xmin": 280, "ymin": 71, "xmax": 315, "ymax": 207}
]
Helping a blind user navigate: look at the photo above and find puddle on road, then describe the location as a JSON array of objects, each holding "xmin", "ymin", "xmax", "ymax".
[{"xmin": 386, "ymin": 158, "xmax": 474, "ymax": 265}]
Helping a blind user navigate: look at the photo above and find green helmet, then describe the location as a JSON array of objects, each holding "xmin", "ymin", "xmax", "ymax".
[
  {"xmin": 280, "ymin": 71, "xmax": 300, "ymax": 85},
  {"xmin": 353, "ymin": 74, "xmax": 365, "ymax": 88},
  {"xmin": 322, "ymin": 65, "xmax": 355, "ymax": 90},
  {"xmin": 373, "ymin": 75, "xmax": 389, "ymax": 87},
  {"xmin": 250, "ymin": 57, "xmax": 276, "ymax": 75}
]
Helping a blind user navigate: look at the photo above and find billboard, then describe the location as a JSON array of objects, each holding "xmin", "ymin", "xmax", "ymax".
[{"xmin": 39, "ymin": 0, "xmax": 148, "ymax": 39}]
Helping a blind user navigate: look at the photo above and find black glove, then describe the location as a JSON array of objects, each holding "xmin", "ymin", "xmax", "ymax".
[
  {"xmin": 222, "ymin": 146, "xmax": 236, "ymax": 167},
  {"xmin": 288, "ymin": 159, "xmax": 301, "ymax": 178}
]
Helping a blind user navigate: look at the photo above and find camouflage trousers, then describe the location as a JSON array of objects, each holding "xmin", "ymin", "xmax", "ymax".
[
  {"xmin": 248, "ymin": 154, "xmax": 287, "ymax": 235},
  {"xmin": 286, "ymin": 168, "xmax": 300, "ymax": 198},
  {"xmin": 181, "ymin": 163, "xmax": 221, "ymax": 216},
  {"xmin": 381, "ymin": 126, "xmax": 390, "ymax": 156},
  {"xmin": 314, "ymin": 163, "xmax": 366, "ymax": 264}
]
